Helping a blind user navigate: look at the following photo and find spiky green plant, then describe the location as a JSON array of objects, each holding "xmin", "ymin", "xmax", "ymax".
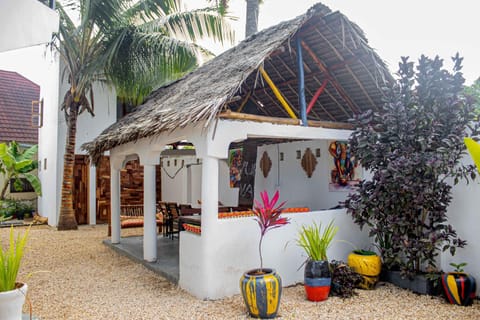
[
  {"xmin": 297, "ymin": 220, "xmax": 338, "ymax": 261},
  {"xmin": 0, "ymin": 226, "xmax": 29, "ymax": 292}
]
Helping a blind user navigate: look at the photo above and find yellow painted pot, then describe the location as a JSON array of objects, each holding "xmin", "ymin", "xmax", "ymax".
[{"xmin": 347, "ymin": 250, "xmax": 382, "ymax": 290}]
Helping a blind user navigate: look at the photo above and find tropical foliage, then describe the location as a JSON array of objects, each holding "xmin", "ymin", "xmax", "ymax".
[
  {"xmin": 54, "ymin": 0, "xmax": 234, "ymax": 230},
  {"xmin": 345, "ymin": 54, "xmax": 480, "ymax": 277},
  {"xmin": 0, "ymin": 142, "xmax": 41, "ymax": 200},
  {"xmin": 296, "ymin": 220, "xmax": 338, "ymax": 261},
  {"xmin": 0, "ymin": 226, "xmax": 29, "ymax": 292},
  {"xmin": 252, "ymin": 190, "xmax": 289, "ymax": 270}
]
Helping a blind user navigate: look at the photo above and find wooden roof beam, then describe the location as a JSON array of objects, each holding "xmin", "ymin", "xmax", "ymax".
[
  {"xmin": 218, "ymin": 110, "xmax": 353, "ymax": 129},
  {"xmin": 312, "ymin": 27, "xmax": 377, "ymax": 109},
  {"xmin": 300, "ymin": 40, "xmax": 360, "ymax": 114}
]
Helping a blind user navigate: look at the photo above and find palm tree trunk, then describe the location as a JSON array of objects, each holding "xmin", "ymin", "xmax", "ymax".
[
  {"xmin": 245, "ymin": 0, "xmax": 259, "ymax": 37},
  {"xmin": 57, "ymin": 101, "xmax": 79, "ymax": 230}
]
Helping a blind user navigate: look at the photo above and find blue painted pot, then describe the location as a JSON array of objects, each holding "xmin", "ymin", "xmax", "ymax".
[
  {"xmin": 441, "ymin": 272, "xmax": 476, "ymax": 306},
  {"xmin": 304, "ymin": 259, "xmax": 331, "ymax": 301},
  {"xmin": 240, "ymin": 268, "xmax": 282, "ymax": 318}
]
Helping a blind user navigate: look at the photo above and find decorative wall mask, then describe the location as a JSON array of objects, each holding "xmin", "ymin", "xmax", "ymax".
[
  {"xmin": 301, "ymin": 148, "xmax": 317, "ymax": 178},
  {"xmin": 260, "ymin": 151, "xmax": 272, "ymax": 178}
]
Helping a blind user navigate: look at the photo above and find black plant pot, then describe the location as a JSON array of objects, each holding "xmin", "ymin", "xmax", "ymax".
[
  {"xmin": 304, "ymin": 259, "xmax": 331, "ymax": 301},
  {"xmin": 381, "ymin": 270, "xmax": 441, "ymax": 296}
]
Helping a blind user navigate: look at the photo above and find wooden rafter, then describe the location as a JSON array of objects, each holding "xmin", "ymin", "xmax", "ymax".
[
  {"xmin": 300, "ymin": 40, "xmax": 360, "ymax": 114},
  {"xmin": 251, "ymin": 92, "xmax": 275, "ymax": 117},
  {"xmin": 312, "ymin": 75, "xmax": 350, "ymax": 118},
  {"xmin": 304, "ymin": 85, "xmax": 334, "ymax": 121},
  {"xmin": 313, "ymin": 27, "xmax": 377, "ymax": 109},
  {"xmin": 259, "ymin": 66, "xmax": 298, "ymax": 119}
]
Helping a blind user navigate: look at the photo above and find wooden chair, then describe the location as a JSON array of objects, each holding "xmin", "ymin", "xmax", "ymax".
[{"xmin": 166, "ymin": 202, "xmax": 180, "ymax": 239}]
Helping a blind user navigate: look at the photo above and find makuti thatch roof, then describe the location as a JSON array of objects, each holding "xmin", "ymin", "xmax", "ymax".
[{"xmin": 83, "ymin": 3, "xmax": 393, "ymax": 163}]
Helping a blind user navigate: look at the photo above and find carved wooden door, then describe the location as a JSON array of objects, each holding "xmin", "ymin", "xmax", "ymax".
[
  {"xmin": 96, "ymin": 156, "xmax": 111, "ymax": 224},
  {"xmin": 73, "ymin": 155, "xmax": 89, "ymax": 224}
]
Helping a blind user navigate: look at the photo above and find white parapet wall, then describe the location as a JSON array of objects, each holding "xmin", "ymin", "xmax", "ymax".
[
  {"xmin": 179, "ymin": 208, "xmax": 371, "ymax": 299},
  {"xmin": 442, "ymin": 159, "xmax": 480, "ymax": 296}
]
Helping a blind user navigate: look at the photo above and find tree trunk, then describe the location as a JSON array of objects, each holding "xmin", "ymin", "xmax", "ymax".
[
  {"xmin": 245, "ymin": 0, "xmax": 259, "ymax": 38},
  {"xmin": 0, "ymin": 174, "xmax": 11, "ymax": 200},
  {"xmin": 57, "ymin": 100, "xmax": 79, "ymax": 230}
]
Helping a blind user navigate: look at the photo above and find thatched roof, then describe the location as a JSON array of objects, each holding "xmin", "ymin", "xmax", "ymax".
[{"xmin": 83, "ymin": 3, "xmax": 393, "ymax": 163}]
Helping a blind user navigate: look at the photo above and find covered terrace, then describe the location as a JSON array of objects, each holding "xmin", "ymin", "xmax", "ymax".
[{"xmin": 83, "ymin": 3, "xmax": 393, "ymax": 299}]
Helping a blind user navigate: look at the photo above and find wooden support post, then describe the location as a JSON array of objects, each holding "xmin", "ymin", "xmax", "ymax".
[
  {"xmin": 296, "ymin": 37, "xmax": 308, "ymax": 126},
  {"xmin": 259, "ymin": 66, "xmax": 298, "ymax": 119},
  {"xmin": 307, "ymin": 79, "xmax": 328, "ymax": 114}
]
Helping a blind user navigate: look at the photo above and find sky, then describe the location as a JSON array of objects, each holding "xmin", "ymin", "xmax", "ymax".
[{"xmin": 0, "ymin": 0, "xmax": 478, "ymax": 86}]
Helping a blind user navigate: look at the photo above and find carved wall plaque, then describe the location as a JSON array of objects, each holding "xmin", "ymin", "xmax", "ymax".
[
  {"xmin": 259, "ymin": 151, "xmax": 272, "ymax": 178},
  {"xmin": 301, "ymin": 148, "xmax": 317, "ymax": 178}
]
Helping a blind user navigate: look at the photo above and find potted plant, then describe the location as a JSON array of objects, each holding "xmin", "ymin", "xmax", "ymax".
[
  {"xmin": 296, "ymin": 220, "xmax": 338, "ymax": 301},
  {"xmin": 345, "ymin": 55, "xmax": 479, "ymax": 292},
  {"xmin": 0, "ymin": 226, "xmax": 29, "ymax": 320},
  {"xmin": 240, "ymin": 190, "xmax": 289, "ymax": 319},
  {"xmin": 347, "ymin": 249, "xmax": 381, "ymax": 289},
  {"xmin": 441, "ymin": 262, "xmax": 477, "ymax": 306}
]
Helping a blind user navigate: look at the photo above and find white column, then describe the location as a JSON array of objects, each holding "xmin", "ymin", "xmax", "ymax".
[
  {"xmin": 110, "ymin": 159, "xmax": 122, "ymax": 244},
  {"xmin": 89, "ymin": 165, "xmax": 97, "ymax": 225},
  {"xmin": 200, "ymin": 155, "xmax": 219, "ymax": 295},
  {"xmin": 143, "ymin": 164, "xmax": 157, "ymax": 262}
]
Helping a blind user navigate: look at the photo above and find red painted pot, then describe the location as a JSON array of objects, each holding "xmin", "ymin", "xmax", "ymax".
[{"xmin": 304, "ymin": 260, "xmax": 331, "ymax": 301}]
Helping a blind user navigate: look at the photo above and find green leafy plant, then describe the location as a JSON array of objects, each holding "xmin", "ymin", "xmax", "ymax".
[
  {"xmin": 330, "ymin": 260, "xmax": 362, "ymax": 298},
  {"xmin": 0, "ymin": 226, "xmax": 29, "ymax": 292},
  {"xmin": 252, "ymin": 190, "xmax": 290, "ymax": 270},
  {"xmin": 296, "ymin": 220, "xmax": 338, "ymax": 261},
  {"xmin": 345, "ymin": 54, "xmax": 479, "ymax": 278},
  {"xmin": 0, "ymin": 141, "xmax": 41, "ymax": 200},
  {"xmin": 450, "ymin": 262, "xmax": 467, "ymax": 273}
]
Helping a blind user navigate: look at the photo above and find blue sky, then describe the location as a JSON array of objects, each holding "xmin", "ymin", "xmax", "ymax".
[{"xmin": 1, "ymin": 0, "xmax": 478, "ymax": 85}]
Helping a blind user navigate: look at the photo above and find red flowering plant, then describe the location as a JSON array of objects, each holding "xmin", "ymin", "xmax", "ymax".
[{"xmin": 253, "ymin": 190, "xmax": 290, "ymax": 271}]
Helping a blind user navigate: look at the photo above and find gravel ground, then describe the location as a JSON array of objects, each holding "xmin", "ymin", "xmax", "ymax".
[{"xmin": 2, "ymin": 224, "xmax": 480, "ymax": 320}]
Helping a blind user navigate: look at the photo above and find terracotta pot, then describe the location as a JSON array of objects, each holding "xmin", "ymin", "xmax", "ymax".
[
  {"xmin": 441, "ymin": 272, "xmax": 476, "ymax": 306},
  {"xmin": 0, "ymin": 282, "xmax": 28, "ymax": 320},
  {"xmin": 240, "ymin": 268, "xmax": 282, "ymax": 318},
  {"xmin": 304, "ymin": 259, "xmax": 331, "ymax": 301},
  {"xmin": 348, "ymin": 251, "xmax": 381, "ymax": 289}
]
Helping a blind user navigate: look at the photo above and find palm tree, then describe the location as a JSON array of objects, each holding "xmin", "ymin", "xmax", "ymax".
[
  {"xmin": 245, "ymin": 0, "xmax": 262, "ymax": 37},
  {"xmin": 208, "ymin": 0, "xmax": 263, "ymax": 37},
  {"xmin": 54, "ymin": 0, "xmax": 234, "ymax": 230}
]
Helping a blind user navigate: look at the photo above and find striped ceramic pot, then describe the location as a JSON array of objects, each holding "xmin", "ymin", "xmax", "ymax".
[
  {"xmin": 304, "ymin": 259, "xmax": 331, "ymax": 301},
  {"xmin": 240, "ymin": 268, "xmax": 282, "ymax": 319},
  {"xmin": 441, "ymin": 272, "xmax": 476, "ymax": 306}
]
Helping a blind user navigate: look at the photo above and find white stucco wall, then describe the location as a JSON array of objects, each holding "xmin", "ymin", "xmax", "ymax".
[
  {"xmin": 37, "ymin": 48, "xmax": 60, "ymax": 224},
  {"xmin": 255, "ymin": 140, "xmax": 353, "ymax": 210},
  {"xmin": 442, "ymin": 156, "xmax": 480, "ymax": 296},
  {"xmin": 0, "ymin": 0, "xmax": 58, "ymax": 53},
  {"xmin": 179, "ymin": 209, "xmax": 370, "ymax": 299},
  {"xmin": 38, "ymin": 56, "xmax": 117, "ymax": 225}
]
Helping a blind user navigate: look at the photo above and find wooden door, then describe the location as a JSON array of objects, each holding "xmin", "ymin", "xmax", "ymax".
[
  {"xmin": 96, "ymin": 156, "xmax": 111, "ymax": 224},
  {"xmin": 73, "ymin": 155, "xmax": 89, "ymax": 225}
]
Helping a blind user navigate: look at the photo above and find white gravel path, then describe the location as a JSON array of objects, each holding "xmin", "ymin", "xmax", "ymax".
[{"xmin": 3, "ymin": 225, "xmax": 480, "ymax": 320}]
